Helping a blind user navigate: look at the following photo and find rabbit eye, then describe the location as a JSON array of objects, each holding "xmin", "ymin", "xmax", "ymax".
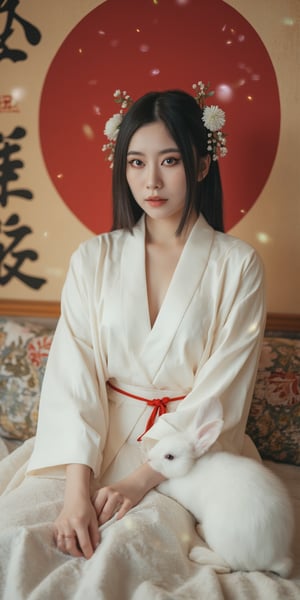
[{"xmin": 164, "ymin": 453, "xmax": 175, "ymax": 461}]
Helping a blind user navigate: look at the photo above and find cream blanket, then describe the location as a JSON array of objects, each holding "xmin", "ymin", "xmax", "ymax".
[{"xmin": 0, "ymin": 439, "xmax": 299, "ymax": 600}]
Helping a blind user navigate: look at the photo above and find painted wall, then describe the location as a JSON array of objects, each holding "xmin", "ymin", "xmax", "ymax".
[
  {"xmin": 228, "ymin": 0, "xmax": 300, "ymax": 314},
  {"xmin": 1, "ymin": 0, "xmax": 299, "ymax": 313}
]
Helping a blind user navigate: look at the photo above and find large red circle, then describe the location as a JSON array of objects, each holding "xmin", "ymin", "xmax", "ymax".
[{"xmin": 39, "ymin": 0, "xmax": 280, "ymax": 233}]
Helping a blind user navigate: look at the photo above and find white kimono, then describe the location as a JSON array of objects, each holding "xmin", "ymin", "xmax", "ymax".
[
  {"xmin": 0, "ymin": 214, "xmax": 269, "ymax": 600},
  {"xmin": 28, "ymin": 214, "xmax": 265, "ymax": 480}
]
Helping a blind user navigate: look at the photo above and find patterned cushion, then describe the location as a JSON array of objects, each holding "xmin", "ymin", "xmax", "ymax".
[
  {"xmin": 246, "ymin": 336, "xmax": 300, "ymax": 465},
  {"xmin": 0, "ymin": 318, "xmax": 54, "ymax": 441}
]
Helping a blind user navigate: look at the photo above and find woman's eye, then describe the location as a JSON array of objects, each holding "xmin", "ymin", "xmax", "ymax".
[
  {"xmin": 128, "ymin": 159, "xmax": 143, "ymax": 168},
  {"xmin": 162, "ymin": 157, "xmax": 180, "ymax": 166}
]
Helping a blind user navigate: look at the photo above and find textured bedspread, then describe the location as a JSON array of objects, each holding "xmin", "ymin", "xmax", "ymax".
[{"xmin": 0, "ymin": 439, "xmax": 299, "ymax": 600}]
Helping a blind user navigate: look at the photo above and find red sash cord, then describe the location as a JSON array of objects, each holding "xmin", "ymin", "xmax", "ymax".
[{"xmin": 107, "ymin": 381, "xmax": 185, "ymax": 441}]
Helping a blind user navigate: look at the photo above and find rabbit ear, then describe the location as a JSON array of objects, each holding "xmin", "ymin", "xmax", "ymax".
[
  {"xmin": 193, "ymin": 418, "xmax": 224, "ymax": 457},
  {"xmin": 195, "ymin": 397, "xmax": 223, "ymax": 429}
]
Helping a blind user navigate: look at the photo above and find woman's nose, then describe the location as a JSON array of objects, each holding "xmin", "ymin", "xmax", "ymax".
[
  {"xmin": 146, "ymin": 182, "xmax": 161, "ymax": 190},
  {"xmin": 146, "ymin": 166, "xmax": 162, "ymax": 190}
]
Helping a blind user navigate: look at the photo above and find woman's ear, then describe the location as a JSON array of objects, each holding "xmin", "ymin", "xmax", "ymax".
[{"xmin": 197, "ymin": 154, "xmax": 211, "ymax": 181}]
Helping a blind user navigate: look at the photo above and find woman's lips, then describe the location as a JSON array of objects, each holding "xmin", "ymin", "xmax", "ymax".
[{"xmin": 145, "ymin": 197, "xmax": 168, "ymax": 207}]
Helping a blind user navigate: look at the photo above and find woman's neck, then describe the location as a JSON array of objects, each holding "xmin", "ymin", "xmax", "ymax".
[{"xmin": 145, "ymin": 213, "xmax": 197, "ymax": 247}]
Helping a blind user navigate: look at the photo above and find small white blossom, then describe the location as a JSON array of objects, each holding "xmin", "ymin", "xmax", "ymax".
[
  {"xmin": 202, "ymin": 105, "xmax": 226, "ymax": 132},
  {"xmin": 104, "ymin": 113, "xmax": 122, "ymax": 141}
]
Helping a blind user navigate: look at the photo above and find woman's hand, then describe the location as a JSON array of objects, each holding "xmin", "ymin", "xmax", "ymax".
[
  {"xmin": 93, "ymin": 462, "xmax": 166, "ymax": 525},
  {"xmin": 53, "ymin": 464, "xmax": 100, "ymax": 559},
  {"xmin": 92, "ymin": 480, "xmax": 137, "ymax": 525},
  {"xmin": 54, "ymin": 495, "xmax": 99, "ymax": 559}
]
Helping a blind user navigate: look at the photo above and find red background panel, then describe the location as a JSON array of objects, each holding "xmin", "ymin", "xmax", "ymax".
[{"xmin": 39, "ymin": 0, "xmax": 280, "ymax": 233}]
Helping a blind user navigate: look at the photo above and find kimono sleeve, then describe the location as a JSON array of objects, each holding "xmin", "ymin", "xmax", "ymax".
[
  {"xmin": 27, "ymin": 239, "xmax": 109, "ymax": 478},
  {"xmin": 142, "ymin": 246, "xmax": 266, "ymax": 456}
]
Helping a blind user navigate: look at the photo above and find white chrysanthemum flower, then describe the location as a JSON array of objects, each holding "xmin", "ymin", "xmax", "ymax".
[
  {"xmin": 104, "ymin": 113, "xmax": 123, "ymax": 141},
  {"xmin": 202, "ymin": 105, "xmax": 226, "ymax": 132}
]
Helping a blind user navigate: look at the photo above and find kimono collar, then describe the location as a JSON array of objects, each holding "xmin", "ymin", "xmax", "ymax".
[{"xmin": 121, "ymin": 213, "xmax": 215, "ymax": 382}]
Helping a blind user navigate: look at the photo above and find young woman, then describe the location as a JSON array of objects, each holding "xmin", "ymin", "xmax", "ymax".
[{"xmin": 0, "ymin": 86, "xmax": 265, "ymax": 597}]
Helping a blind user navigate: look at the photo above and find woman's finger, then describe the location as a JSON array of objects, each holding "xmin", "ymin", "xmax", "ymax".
[
  {"xmin": 98, "ymin": 495, "xmax": 124, "ymax": 525},
  {"xmin": 116, "ymin": 498, "xmax": 133, "ymax": 520},
  {"xmin": 93, "ymin": 488, "xmax": 124, "ymax": 522},
  {"xmin": 75, "ymin": 525, "xmax": 95, "ymax": 559},
  {"xmin": 92, "ymin": 488, "xmax": 108, "ymax": 515},
  {"xmin": 63, "ymin": 534, "xmax": 83, "ymax": 558},
  {"xmin": 89, "ymin": 518, "xmax": 101, "ymax": 551},
  {"xmin": 55, "ymin": 532, "xmax": 82, "ymax": 557}
]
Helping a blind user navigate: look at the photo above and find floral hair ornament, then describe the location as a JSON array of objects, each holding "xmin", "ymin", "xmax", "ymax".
[
  {"xmin": 192, "ymin": 81, "xmax": 228, "ymax": 161},
  {"xmin": 102, "ymin": 89, "xmax": 133, "ymax": 166},
  {"xmin": 102, "ymin": 81, "xmax": 227, "ymax": 165}
]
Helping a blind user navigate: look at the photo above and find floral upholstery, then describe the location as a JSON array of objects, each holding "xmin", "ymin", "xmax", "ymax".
[
  {"xmin": 0, "ymin": 318, "xmax": 54, "ymax": 441},
  {"xmin": 246, "ymin": 336, "xmax": 300, "ymax": 465}
]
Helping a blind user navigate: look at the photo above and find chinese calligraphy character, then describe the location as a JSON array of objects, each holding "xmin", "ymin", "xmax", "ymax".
[
  {"xmin": 0, "ymin": 0, "xmax": 42, "ymax": 62},
  {"xmin": 0, "ymin": 126, "xmax": 33, "ymax": 207},
  {"xmin": 0, "ymin": 94, "xmax": 19, "ymax": 112},
  {"xmin": 0, "ymin": 213, "xmax": 47, "ymax": 288}
]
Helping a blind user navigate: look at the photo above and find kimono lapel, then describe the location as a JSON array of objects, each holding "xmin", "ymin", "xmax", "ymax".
[
  {"xmin": 140, "ymin": 215, "xmax": 215, "ymax": 380},
  {"xmin": 122, "ymin": 215, "xmax": 215, "ymax": 382},
  {"xmin": 121, "ymin": 217, "xmax": 151, "ymax": 354}
]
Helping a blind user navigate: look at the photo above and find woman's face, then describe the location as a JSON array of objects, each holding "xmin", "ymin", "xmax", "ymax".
[{"xmin": 126, "ymin": 121, "xmax": 188, "ymax": 226}]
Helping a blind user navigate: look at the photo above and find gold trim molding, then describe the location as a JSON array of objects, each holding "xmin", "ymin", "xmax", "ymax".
[{"xmin": 0, "ymin": 299, "xmax": 60, "ymax": 318}]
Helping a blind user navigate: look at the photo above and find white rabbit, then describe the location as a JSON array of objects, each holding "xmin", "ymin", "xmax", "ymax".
[{"xmin": 147, "ymin": 397, "xmax": 294, "ymax": 577}]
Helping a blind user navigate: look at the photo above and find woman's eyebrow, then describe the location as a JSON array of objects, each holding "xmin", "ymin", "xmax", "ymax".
[{"xmin": 127, "ymin": 147, "xmax": 180, "ymax": 156}]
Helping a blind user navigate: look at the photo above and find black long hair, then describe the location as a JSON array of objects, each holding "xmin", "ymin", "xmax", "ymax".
[{"xmin": 111, "ymin": 89, "xmax": 224, "ymax": 233}]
